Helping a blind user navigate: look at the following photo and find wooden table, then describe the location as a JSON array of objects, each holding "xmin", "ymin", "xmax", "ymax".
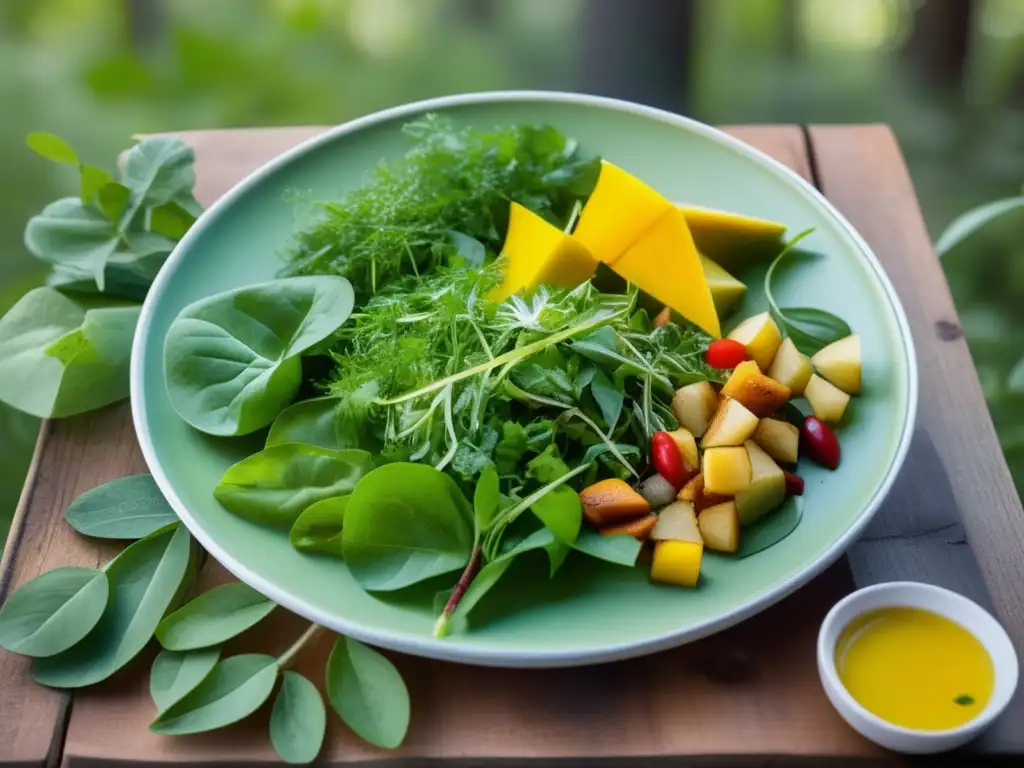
[{"xmin": 2, "ymin": 124, "xmax": 1023, "ymax": 767}]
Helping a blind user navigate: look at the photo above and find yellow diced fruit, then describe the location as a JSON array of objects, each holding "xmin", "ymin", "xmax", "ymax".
[
  {"xmin": 701, "ymin": 397, "xmax": 759, "ymax": 449},
  {"xmin": 735, "ymin": 441, "xmax": 785, "ymax": 526},
  {"xmin": 650, "ymin": 501, "xmax": 701, "ymax": 543},
  {"xmin": 609, "ymin": 207, "xmax": 720, "ymax": 337},
  {"xmin": 701, "ymin": 255, "xmax": 747, "ymax": 317},
  {"xmin": 727, "ymin": 312, "xmax": 782, "ymax": 371},
  {"xmin": 672, "ymin": 381, "xmax": 719, "ymax": 438},
  {"xmin": 805, "ymin": 374, "xmax": 850, "ymax": 423},
  {"xmin": 810, "ymin": 334, "xmax": 862, "ymax": 395},
  {"xmin": 697, "ymin": 501, "xmax": 740, "ymax": 554},
  {"xmin": 720, "ymin": 360, "xmax": 791, "ymax": 417},
  {"xmin": 768, "ymin": 337, "xmax": 813, "ymax": 396},
  {"xmin": 667, "ymin": 427, "xmax": 700, "ymax": 474},
  {"xmin": 489, "ymin": 202, "xmax": 598, "ymax": 303},
  {"xmin": 650, "ymin": 540, "xmax": 703, "ymax": 588},
  {"xmin": 677, "ymin": 204, "xmax": 787, "ymax": 271},
  {"xmin": 702, "ymin": 446, "xmax": 752, "ymax": 495},
  {"xmin": 573, "ymin": 160, "xmax": 672, "ymax": 266},
  {"xmin": 753, "ymin": 418, "xmax": 799, "ymax": 465}
]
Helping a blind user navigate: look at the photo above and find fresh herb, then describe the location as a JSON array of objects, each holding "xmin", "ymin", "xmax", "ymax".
[
  {"xmin": 284, "ymin": 115, "xmax": 600, "ymax": 300},
  {"xmin": 0, "ymin": 567, "xmax": 109, "ymax": 657},
  {"xmin": 64, "ymin": 473, "xmax": 178, "ymax": 539},
  {"xmin": 150, "ymin": 648, "xmax": 221, "ymax": 712},
  {"xmin": 156, "ymin": 582, "xmax": 277, "ymax": 651},
  {"xmin": 289, "ymin": 496, "xmax": 348, "ymax": 557},
  {"xmin": 954, "ymin": 694, "xmax": 975, "ymax": 706},
  {"xmin": 267, "ymin": 395, "xmax": 359, "ymax": 451},
  {"xmin": 213, "ymin": 445, "xmax": 373, "ymax": 529},
  {"xmin": 270, "ymin": 670, "xmax": 328, "ymax": 764},
  {"xmin": 764, "ymin": 230, "xmax": 852, "ymax": 356},
  {"xmin": 163, "ymin": 275, "xmax": 355, "ymax": 436}
]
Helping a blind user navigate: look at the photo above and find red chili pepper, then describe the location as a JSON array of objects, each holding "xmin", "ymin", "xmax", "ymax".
[
  {"xmin": 650, "ymin": 431, "xmax": 688, "ymax": 489},
  {"xmin": 784, "ymin": 472, "xmax": 805, "ymax": 496},
  {"xmin": 801, "ymin": 416, "xmax": 840, "ymax": 470},
  {"xmin": 705, "ymin": 338, "xmax": 748, "ymax": 369}
]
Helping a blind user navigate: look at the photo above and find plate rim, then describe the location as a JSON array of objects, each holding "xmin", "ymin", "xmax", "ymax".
[{"xmin": 130, "ymin": 89, "xmax": 919, "ymax": 667}]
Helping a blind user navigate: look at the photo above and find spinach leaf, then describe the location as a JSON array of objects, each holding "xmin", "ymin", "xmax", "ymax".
[
  {"xmin": 529, "ymin": 486, "xmax": 582, "ymax": 544},
  {"xmin": 289, "ymin": 496, "xmax": 347, "ymax": 557},
  {"xmin": 473, "ymin": 464, "xmax": 500, "ymax": 530},
  {"xmin": 571, "ymin": 528, "xmax": 642, "ymax": 567},
  {"xmin": 325, "ymin": 636, "xmax": 410, "ymax": 750},
  {"xmin": 33, "ymin": 523, "xmax": 193, "ymax": 688},
  {"xmin": 267, "ymin": 396, "xmax": 350, "ymax": 451},
  {"xmin": 342, "ymin": 463, "xmax": 474, "ymax": 592},
  {"xmin": 214, "ymin": 445, "xmax": 372, "ymax": 529},
  {"xmin": 64, "ymin": 474, "xmax": 178, "ymax": 540},
  {"xmin": 0, "ymin": 288, "xmax": 139, "ymax": 418},
  {"xmin": 736, "ymin": 497, "xmax": 803, "ymax": 558},
  {"xmin": 149, "ymin": 654, "xmax": 279, "ymax": 735},
  {"xmin": 0, "ymin": 567, "xmax": 109, "ymax": 658},
  {"xmin": 589, "ymin": 367, "xmax": 624, "ymax": 430},
  {"xmin": 164, "ymin": 275, "xmax": 355, "ymax": 436},
  {"xmin": 270, "ymin": 670, "xmax": 326, "ymax": 764},
  {"xmin": 156, "ymin": 583, "xmax": 276, "ymax": 651},
  {"xmin": 150, "ymin": 647, "xmax": 220, "ymax": 712}
]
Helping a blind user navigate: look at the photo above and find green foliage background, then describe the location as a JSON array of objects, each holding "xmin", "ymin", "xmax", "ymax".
[{"xmin": 1, "ymin": 0, "xmax": 1023, "ymax": 542}]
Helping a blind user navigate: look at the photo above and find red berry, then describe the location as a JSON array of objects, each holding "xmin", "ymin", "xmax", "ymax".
[
  {"xmin": 784, "ymin": 472, "xmax": 805, "ymax": 496},
  {"xmin": 650, "ymin": 431, "xmax": 688, "ymax": 489},
  {"xmin": 705, "ymin": 338, "xmax": 748, "ymax": 369},
  {"xmin": 801, "ymin": 416, "xmax": 840, "ymax": 469}
]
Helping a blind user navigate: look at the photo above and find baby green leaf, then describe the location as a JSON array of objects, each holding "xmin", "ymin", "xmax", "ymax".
[
  {"xmin": 325, "ymin": 636, "xmax": 410, "ymax": 750},
  {"xmin": 290, "ymin": 496, "xmax": 347, "ymax": 557},
  {"xmin": 529, "ymin": 485, "xmax": 581, "ymax": 545},
  {"xmin": 24, "ymin": 198, "xmax": 119, "ymax": 289},
  {"xmin": 571, "ymin": 529, "xmax": 642, "ymax": 567},
  {"xmin": 79, "ymin": 165, "xmax": 115, "ymax": 206},
  {"xmin": 149, "ymin": 654, "xmax": 279, "ymax": 735},
  {"xmin": 267, "ymin": 396, "xmax": 352, "ymax": 451},
  {"xmin": 120, "ymin": 137, "xmax": 197, "ymax": 226},
  {"xmin": 473, "ymin": 464, "xmax": 500, "ymax": 531},
  {"xmin": 0, "ymin": 288, "xmax": 139, "ymax": 418},
  {"xmin": 32, "ymin": 523, "xmax": 192, "ymax": 688},
  {"xmin": 0, "ymin": 567, "xmax": 108, "ymax": 657},
  {"xmin": 736, "ymin": 497, "xmax": 803, "ymax": 558},
  {"xmin": 342, "ymin": 463, "xmax": 474, "ymax": 592},
  {"xmin": 148, "ymin": 200, "xmax": 196, "ymax": 240},
  {"xmin": 156, "ymin": 583, "xmax": 276, "ymax": 651},
  {"xmin": 46, "ymin": 235, "xmax": 173, "ymax": 302},
  {"xmin": 97, "ymin": 182, "xmax": 131, "ymax": 226},
  {"xmin": 215, "ymin": 445, "xmax": 372, "ymax": 529},
  {"xmin": 447, "ymin": 230, "xmax": 486, "ymax": 266},
  {"xmin": 270, "ymin": 670, "xmax": 327, "ymax": 765},
  {"xmin": 27, "ymin": 132, "xmax": 79, "ymax": 164},
  {"xmin": 163, "ymin": 275, "xmax": 355, "ymax": 436},
  {"xmin": 590, "ymin": 367, "xmax": 623, "ymax": 430},
  {"xmin": 64, "ymin": 474, "xmax": 178, "ymax": 540},
  {"xmin": 150, "ymin": 647, "xmax": 220, "ymax": 712}
]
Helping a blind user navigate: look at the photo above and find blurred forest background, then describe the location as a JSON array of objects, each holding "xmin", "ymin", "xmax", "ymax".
[{"xmin": 1, "ymin": 0, "xmax": 1023, "ymax": 542}]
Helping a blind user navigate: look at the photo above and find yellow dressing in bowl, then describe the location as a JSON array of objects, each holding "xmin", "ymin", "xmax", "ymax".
[{"xmin": 835, "ymin": 607, "xmax": 994, "ymax": 731}]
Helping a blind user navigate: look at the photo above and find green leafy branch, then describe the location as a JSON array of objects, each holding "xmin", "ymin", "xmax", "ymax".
[{"xmin": 0, "ymin": 474, "xmax": 412, "ymax": 763}]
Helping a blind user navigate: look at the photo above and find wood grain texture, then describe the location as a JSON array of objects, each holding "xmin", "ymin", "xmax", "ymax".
[{"xmin": 808, "ymin": 124, "xmax": 1024, "ymax": 753}]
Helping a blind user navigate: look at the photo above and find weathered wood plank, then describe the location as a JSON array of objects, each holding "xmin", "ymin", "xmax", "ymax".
[{"xmin": 808, "ymin": 124, "xmax": 1024, "ymax": 753}]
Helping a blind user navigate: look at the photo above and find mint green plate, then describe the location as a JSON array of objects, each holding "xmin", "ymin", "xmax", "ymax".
[{"xmin": 132, "ymin": 92, "xmax": 917, "ymax": 667}]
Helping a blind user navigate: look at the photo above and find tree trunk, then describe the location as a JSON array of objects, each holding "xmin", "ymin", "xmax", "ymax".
[
  {"xmin": 903, "ymin": 0, "xmax": 975, "ymax": 93},
  {"xmin": 580, "ymin": 0, "xmax": 697, "ymax": 114}
]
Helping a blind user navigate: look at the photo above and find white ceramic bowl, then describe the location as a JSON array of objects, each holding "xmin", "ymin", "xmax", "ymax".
[{"xmin": 818, "ymin": 582, "xmax": 1018, "ymax": 754}]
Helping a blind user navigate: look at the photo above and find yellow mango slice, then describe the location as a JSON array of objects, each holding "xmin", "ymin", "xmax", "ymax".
[
  {"xmin": 489, "ymin": 202, "xmax": 598, "ymax": 303},
  {"xmin": 572, "ymin": 160, "xmax": 671, "ymax": 264},
  {"xmin": 677, "ymin": 204, "xmax": 787, "ymax": 271},
  {"xmin": 611, "ymin": 207, "xmax": 721, "ymax": 337},
  {"xmin": 700, "ymin": 254, "xmax": 746, "ymax": 316}
]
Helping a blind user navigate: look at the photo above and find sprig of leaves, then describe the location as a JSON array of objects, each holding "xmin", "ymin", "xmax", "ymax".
[{"xmin": 764, "ymin": 229, "xmax": 851, "ymax": 356}]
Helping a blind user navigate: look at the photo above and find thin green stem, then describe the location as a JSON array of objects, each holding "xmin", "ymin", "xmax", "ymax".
[{"xmin": 277, "ymin": 624, "xmax": 324, "ymax": 669}]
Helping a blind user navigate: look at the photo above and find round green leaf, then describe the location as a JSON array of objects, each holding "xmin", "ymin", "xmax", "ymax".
[
  {"xmin": 24, "ymin": 198, "xmax": 119, "ymax": 290},
  {"xmin": 0, "ymin": 567, "xmax": 108, "ymax": 657},
  {"xmin": 215, "ymin": 445, "xmax": 372, "ymax": 529},
  {"xmin": 150, "ymin": 647, "xmax": 220, "ymax": 712},
  {"xmin": 342, "ymin": 463, "xmax": 474, "ymax": 592},
  {"xmin": 65, "ymin": 474, "xmax": 178, "ymax": 540},
  {"xmin": 571, "ymin": 528, "xmax": 641, "ymax": 567},
  {"xmin": 149, "ymin": 654, "xmax": 279, "ymax": 735},
  {"xmin": 267, "ymin": 396, "xmax": 351, "ymax": 451},
  {"xmin": 26, "ymin": 132, "xmax": 79, "ymax": 164},
  {"xmin": 270, "ymin": 670, "xmax": 326, "ymax": 764},
  {"xmin": 289, "ymin": 496, "xmax": 347, "ymax": 557},
  {"xmin": 472, "ymin": 464, "xmax": 500, "ymax": 530},
  {"xmin": 529, "ymin": 486, "xmax": 582, "ymax": 545},
  {"xmin": 163, "ymin": 275, "xmax": 355, "ymax": 436},
  {"xmin": 32, "ymin": 524, "xmax": 192, "ymax": 688},
  {"xmin": 0, "ymin": 288, "xmax": 140, "ymax": 418},
  {"xmin": 737, "ymin": 497, "xmax": 803, "ymax": 558},
  {"xmin": 156, "ymin": 582, "xmax": 276, "ymax": 651},
  {"xmin": 325, "ymin": 636, "xmax": 409, "ymax": 750}
]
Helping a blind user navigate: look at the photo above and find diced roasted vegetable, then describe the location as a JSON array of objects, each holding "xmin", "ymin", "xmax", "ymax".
[
  {"xmin": 650, "ymin": 501, "xmax": 701, "ymax": 543},
  {"xmin": 720, "ymin": 360, "xmax": 791, "ymax": 417},
  {"xmin": 701, "ymin": 397, "xmax": 759, "ymax": 449},
  {"xmin": 650, "ymin": 540, "xmax": 703, "ymax": 587},
  {"xmin": 579, "ymin": 479, "xmax": 650, "ymax": 525},
  {"xmin": 601, "ymin": 514, "xmax": 658, "ymax": 540}
]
